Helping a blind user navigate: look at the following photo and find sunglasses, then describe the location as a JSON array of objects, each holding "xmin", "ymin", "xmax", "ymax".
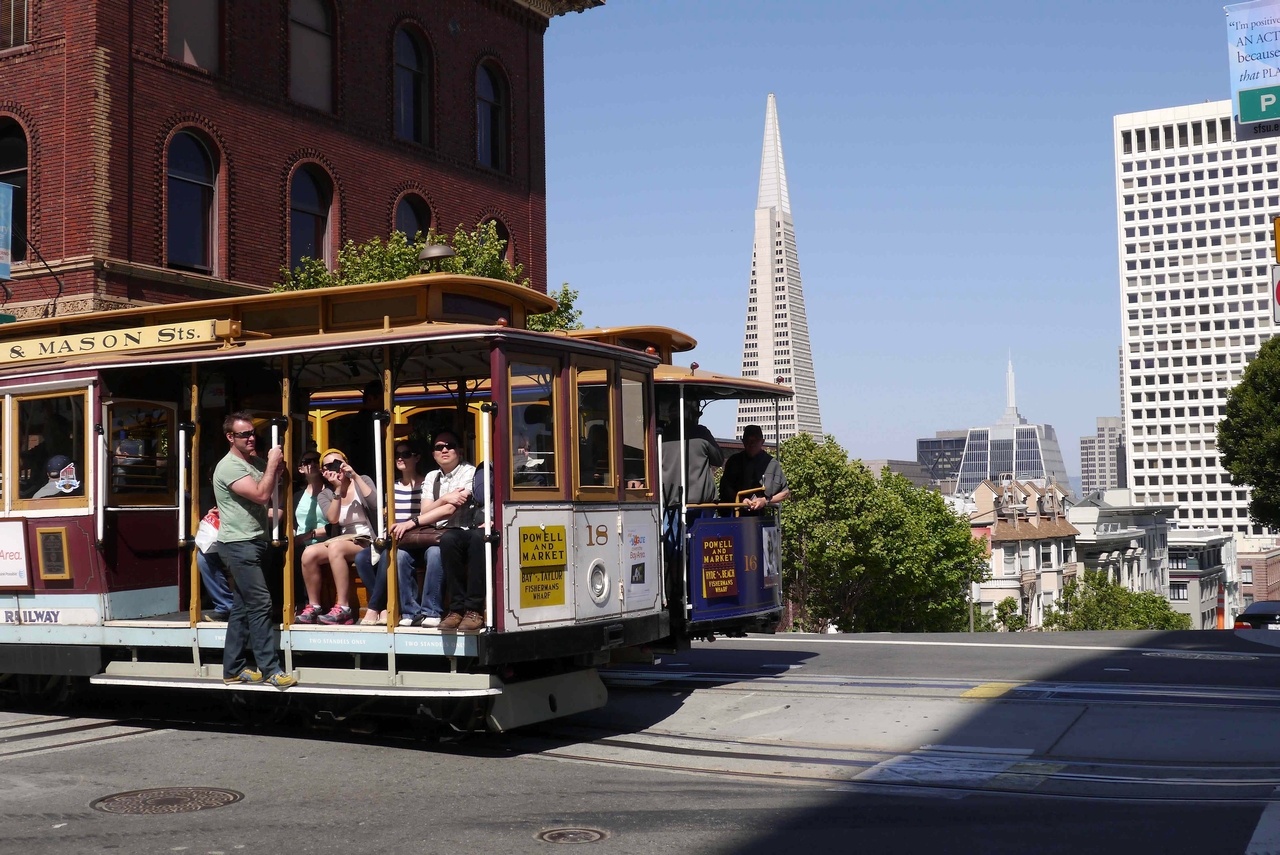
[
  {"xmin": 433, "ymin": 442, "xmax": 458, "ymax": 452},
  {"xmin": 301, "ymin": 457, "xmax": 321, "ymax": 465},
  {"xmin": 394, "ymin": 450, "xmax": 416, "ymax": 459},
  {"xmin": 230, "ymin": 430, "xmax": 255, "ymax": 439}
]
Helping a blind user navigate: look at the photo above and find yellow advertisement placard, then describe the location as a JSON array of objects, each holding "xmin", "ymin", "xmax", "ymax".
[
  {"xmin": 520, "ymin": 567, "xmax": 566, "ymax": 608},
  {"xmin": 519, "ymin": 525, "xmax": 567, "ymax": 608},
  {"xmin": 519, "ymin": 525, "xmax": 566, "ymax": 566},
  {"xmin": 701, "ymin": 534, "xmax": 738, "ymax": 598}
]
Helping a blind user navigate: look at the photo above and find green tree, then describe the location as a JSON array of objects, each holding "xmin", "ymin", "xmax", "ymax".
[
  {"xmin": 994, "ymin": 596, "xmax": 1027, "ymax": 632},
  {"xmin": 1218, "ymin": 336, "xmax": 1280, "ymax": 527},
  {"xmin": 274, "ymin": 221, "xmax": 529, "ymax": 293},
  {"xmin": 1043, "ymin": 570, "xmax": 1191, "ymax": 631},
  {"xmin": 271, "ymin": 223, "xmax": 585, "ymax": 332},
  {"xmin": 528, "ymin": 283, "xmax": 584, "ymax": 332},
  {"xmin": 779, "ymin": 435, "xmax": 989, "ymax": 633}
]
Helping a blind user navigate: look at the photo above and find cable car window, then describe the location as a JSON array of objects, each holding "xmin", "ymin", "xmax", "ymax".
[
  {"xmin": 14, "ymin": 392, "xmax": 87, "ymax": 505},
  {"xmin": 108, "ymin": 402, "xmax": 177, "ymax": 504},
  {"xmin": 576, "ymin": 366, "xmax": 613, "ymax": 489},
  {"xmin": 620, "ymin": 372, "xmax": 647, "ymax": 490},
  {"xmin": 510, "ymin": 361, "xmax": 557, "ymax": 489}
]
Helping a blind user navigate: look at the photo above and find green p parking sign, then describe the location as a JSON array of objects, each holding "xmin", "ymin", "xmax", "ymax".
[{"xmin": 1239, "ymin": 85, "xmax": 1280, "ymax": 122}]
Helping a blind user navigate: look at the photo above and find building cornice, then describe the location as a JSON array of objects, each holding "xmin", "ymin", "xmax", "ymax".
[
  {"xmin": 510, "ymin": 0, "xmax": 604, "ymax": 19},
  {"xmin": 9, "ymin": 256, "xmax": 270, "ymax": 298}
]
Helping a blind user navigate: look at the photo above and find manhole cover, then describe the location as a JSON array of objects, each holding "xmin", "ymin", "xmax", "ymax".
[
  {"xmin": 91, "ymin": 787, "xmax": 244, "ymax": 815},
  {"xmin": 537, "ymin": 827, "xmax": 608, "ymax": 844},
  {"xmin": 1143, "ymin": 651, "xmax": 1258, "ymax": 661}
]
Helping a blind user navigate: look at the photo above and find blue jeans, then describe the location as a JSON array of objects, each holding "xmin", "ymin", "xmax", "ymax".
[
  {"xmin": 218, "ymin": 539, "xmax": 283, "ymax": 678},
  {"xmin": 196, "ymin": 549, "xmax": 234, "ymax": 615},
  {"xmin": 355, "ymin": 545, "xmax": 417, "ymax": 614}
]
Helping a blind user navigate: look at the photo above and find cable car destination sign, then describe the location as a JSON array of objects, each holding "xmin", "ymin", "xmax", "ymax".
[{"xmin": 0, "ymin": 320, "xmax": 224, "ymax": 365}]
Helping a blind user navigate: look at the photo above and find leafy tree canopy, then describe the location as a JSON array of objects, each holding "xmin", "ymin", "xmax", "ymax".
[
  {"xmin": 994, "ymin": 597, "xmax": 1027, "ymax": 632},
  {"xmin": 1043, "ymin": 570, "xmax": 1191, "ymax": 631},
  {"xmin": 1218, "ymin": 336, "xmax": 1280, "ymax": 527},
  {"xmin": 271, "ymin": 224, "xmax": 585, "ymax": 333},
  {"xmin": 779, "ymin": 434, "xmax": 989, "ymax": 633}
]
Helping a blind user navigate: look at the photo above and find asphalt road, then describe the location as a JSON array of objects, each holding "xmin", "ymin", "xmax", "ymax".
[{"xmin": 2, "ymin": 630, "xmax": 1280, "ymax": 854}]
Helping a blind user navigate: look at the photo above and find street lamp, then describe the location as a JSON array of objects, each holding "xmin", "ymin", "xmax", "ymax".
[{"xmin": 417, "ymin": 243, "xmax": 456, "ymax": 273}]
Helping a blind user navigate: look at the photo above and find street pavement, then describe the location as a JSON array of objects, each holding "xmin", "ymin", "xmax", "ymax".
[{"xmin": 1, "ymin": 630, "xmax": 1279, "ymax": 854}]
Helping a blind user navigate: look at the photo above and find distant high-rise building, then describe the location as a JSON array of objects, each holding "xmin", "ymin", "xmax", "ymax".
[
  {"xmin": 1080, "ymin": 416, "xmax": 1126, "ymax": 495},
  {"xmin": 1113, "ymin": 101, "xmax": 1275, "ymax": 536},
  {"xmin": 917, "ymin": 429, "xmax": 968, "ymax": 484},
  {"xmin": 954, "ymin": 360, "xmax": 1072, "ymax": 496},
  {"xmin": 735, "ymin": 94, "xmax": 821, "ymax": 445}
]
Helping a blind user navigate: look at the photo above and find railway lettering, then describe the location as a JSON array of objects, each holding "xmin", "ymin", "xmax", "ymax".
[
  {"xmin": 0, "ymin": 321, "xmax": 220, "ymax": 365},
  {"xmin": 520, "ymin": 567, "xmax": 566, "ymax": 608},
  {"xmin": 700, "ymin": 534, "xmax": 739, "ymax": 598},
  {"xmin": 518, "ymin": 525, "xmax": 567, "ymax": 567}
]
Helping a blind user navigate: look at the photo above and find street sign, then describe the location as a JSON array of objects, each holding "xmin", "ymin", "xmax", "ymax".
[
  {"xmin": 1272, "ymin": 265, "xmax": 1280, "ymax": 324},
  {"xmin": 0, "ymin": 182, "xmax": 11, "ymax": 281},
  {"xmin": 1240, "ymin": 84, "xmax": 1280, "ymax": 122}
]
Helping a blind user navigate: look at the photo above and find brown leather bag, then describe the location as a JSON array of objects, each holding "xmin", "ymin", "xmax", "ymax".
[{"xmin": 394, "ymin": 474, "xmax": 444, "ymax": 549}]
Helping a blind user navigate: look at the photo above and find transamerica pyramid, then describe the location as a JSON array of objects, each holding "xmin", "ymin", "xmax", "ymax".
[{"xmin": 735, "ymin": 94, "xmax": 822, "ymax": 445}]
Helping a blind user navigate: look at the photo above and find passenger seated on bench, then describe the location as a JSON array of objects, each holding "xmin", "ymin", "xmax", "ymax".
[
  {"xmin": 295, "ymin": 449, "xmax": 373, "ymax": 626},
  {"xmin": 353, "ymin": 440, "xmax": 437, "ymax": 627}
]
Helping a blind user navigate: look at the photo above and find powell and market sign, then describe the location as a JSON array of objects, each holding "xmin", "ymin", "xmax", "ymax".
[
  {"xmin": 1227, "ymin": 0, "xmax": 1280, "ymax": 139},
  {"xmin": 1, "ymin": 320, "xmax": 224, "ymax": 365}
]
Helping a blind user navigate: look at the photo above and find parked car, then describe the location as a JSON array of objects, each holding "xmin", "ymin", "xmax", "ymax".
[{"xmin": 1233, "ymin": 601, "xmax": 1280, "ymax": 630}]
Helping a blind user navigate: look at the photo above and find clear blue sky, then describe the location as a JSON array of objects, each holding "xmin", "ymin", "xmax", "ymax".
[{"xmin": 544, "ymin": 0, "xmax": 1232, "ymax": 479}]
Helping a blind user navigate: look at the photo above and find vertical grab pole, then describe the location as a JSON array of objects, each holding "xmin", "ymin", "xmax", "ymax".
[
  {"xmin": 269, "ymin": 416, "xmax": 289, "ymax": 548},
  {"xmin": 677, "ymin": 387, "xmax": 689, "ymax": 614},
  {"xmin": 177, "ymin": 422, "xmax": 189, "ymax": 545},
  {"xmin": 656, "ymin": 423, "xmax": 666, "ymax": 607},
  {"xmin": 95, "ymin": 392, "xmax": 107, "ymax": 545},
  {"xmin": 372, "ymin": 408, "xmax": 391, "ymax": 624},
  {"xmin": 481, "ymin": 401, "xmax": 494, "ymax": 629},
  {"xmin": 381, "ymin": 357, "xmax": 396, "ymax": 631}
]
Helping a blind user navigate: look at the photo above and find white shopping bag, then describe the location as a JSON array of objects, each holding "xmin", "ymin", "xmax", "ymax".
[{"xmin": 194, "ymin": 508, "xmax": 220, "ymax": 553}]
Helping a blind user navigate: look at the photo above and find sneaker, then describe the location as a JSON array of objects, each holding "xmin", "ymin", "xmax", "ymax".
[
  {"xmin": 457, "ymin": 611, "xmax": 485, "ymax": 632},
  {"xmin": 398, "ymin": 615, "xmax": 415, "ymax": 627},
  {"xmin": 438, "ymin": 612, "xmax": 463, "ymax": 631},
  {"xmin": 317, "ymin": 604, "xmax": 354, "ymax": 625},
  {"xmin": 414, "ymin": 614, "xmax": 442, "ymax": 628},
  {"xmin": 266, "ymin": 672, "xmax": 297, "ymax": 690},
  {"xmin": 223, "ymin": 668, "xmax": 263, "ymax": 685},
  {"xmin": 295, "ymin": 603, "xmax": 322, "ymax": 624}
]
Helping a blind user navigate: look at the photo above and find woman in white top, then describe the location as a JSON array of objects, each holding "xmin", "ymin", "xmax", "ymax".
[{"xmin": 296, "ymin": 448, "xmax": 375, "ymax": 625}]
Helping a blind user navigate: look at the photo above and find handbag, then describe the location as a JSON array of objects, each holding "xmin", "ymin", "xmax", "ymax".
[
  {"xmin": 396, "ymin": 473, "xmax": 444, "ymax": 549},
  {"xmin": 194, "ymin": 509, "xmax": 220, "ymax": 553}
]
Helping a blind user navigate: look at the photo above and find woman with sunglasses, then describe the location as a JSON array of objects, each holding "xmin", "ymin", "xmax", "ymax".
[
  {"xmin": 295, "ymin": 449, "xmax": 375, "ymax": 625},
  {"xmin": 293, "ymin": 449, "xmax": 332, "ymax": 548},
  {"xmin": 353, "ymin": 441, "xmax": 425, "ymax": 625}
]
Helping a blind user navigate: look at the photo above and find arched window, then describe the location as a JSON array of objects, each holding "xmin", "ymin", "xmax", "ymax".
[
  {"xmin": 0, "ymin": 119, "xmax": 28, "ymax": 263},
  {"xmin": 166, "ymin": 131, "xmax": 215, "ymax": 273},
  {"xmin": 394, "ymin": 195, "xmax": 431, "ymax": 239},
  {"xmin": 289, "ymin": 165, "xmax": 332, "ymax": 272},
  {"xmin": 476, "ymin": 62, "xmax": 508, "ymax": 171},
  {"xmin": 394, "ymin": 28, "xmax": 429, "ymax": 144},
  {"xmin": 167, "ymin": 0, "xmax": 220, "ymax": 72},
  {"xmin": 1, "ymin": 1, "xmax": 28, "ymax": 50},
  {"xmin": 488, "ymin": 217, "xmax": 514, "ymax": 263},
  {"xmin": 289, "ymin": 0, "xmax": 333, "ymax": 112}
]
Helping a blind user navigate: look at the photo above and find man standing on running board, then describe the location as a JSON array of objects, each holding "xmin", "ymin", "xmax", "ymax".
[{"xmin": 213, "ymin": 411, "xmax": 296, "ymax": 690}]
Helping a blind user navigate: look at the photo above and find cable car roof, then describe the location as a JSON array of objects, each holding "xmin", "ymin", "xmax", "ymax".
[
  {"xmin": 563, "ymin": 326, "xmax": 697, "ymax": 360},
  {"xmin": 653, "ymin": 363, "xmax": 793, "ymax": 400}
]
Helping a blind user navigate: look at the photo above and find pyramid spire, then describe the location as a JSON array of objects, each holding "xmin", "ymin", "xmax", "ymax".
[
  {"xmin": 997, "ymin": 357, "xmax": 1026, "ymax": 426},
  {"xmin": 756, "ymin": 93, "xmax": 791, "ymax": 215}
]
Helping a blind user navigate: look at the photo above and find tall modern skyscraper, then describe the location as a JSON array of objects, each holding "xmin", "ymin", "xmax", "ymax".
[
  {"xmin": 954, "ymin": 360, "xmax": 1072, "ymax": 496},
  {"xmin": 735, "ymin": 94, "xmax": 822, "ymax": 444},
  {"xmin": 1112, "ymin": 101, "xmax": 1276, "ymax": 538},
  {"xmin": 1080, "ymin": 416, "xmax": 1127, "ymax": 495}
]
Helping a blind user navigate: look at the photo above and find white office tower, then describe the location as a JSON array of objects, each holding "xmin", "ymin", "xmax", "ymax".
[
  {"xmin": 1113, "ymin": 101, "xmax": 1276, "ymax": 539},
  {"xmin": 735, "ymin": 94, "xmax": 822, "ymax": 444}
]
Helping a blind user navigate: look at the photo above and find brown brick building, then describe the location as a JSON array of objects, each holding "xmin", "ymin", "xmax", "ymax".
[{"xmin": 0, "ymin": 0, "xmax": 600, "ymax": 318}]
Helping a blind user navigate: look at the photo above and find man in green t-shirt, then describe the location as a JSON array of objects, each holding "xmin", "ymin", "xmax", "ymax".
[{"xmin": 213, "ymin": 411, "xmax": 295, "ymax": 689}]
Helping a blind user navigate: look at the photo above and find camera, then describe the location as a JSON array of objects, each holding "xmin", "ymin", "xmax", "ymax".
[{"xmin": 323, "ymin": 461, "xmax": 343, "ymax": 473}]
